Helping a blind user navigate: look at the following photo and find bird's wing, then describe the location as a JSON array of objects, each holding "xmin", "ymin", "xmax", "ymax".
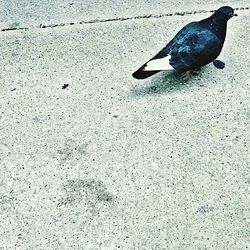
[
  {"xmin": 134, "ymin": 22, "xmax": 200, "ymax": 73},
  {"xmin": 153, "ymin": 22, "xmax": 198, "ymax": 59},
  {"xmin": 168, "ymin": 28, "xmax": 222, "ymax": 71},
  {"xmin": 151, "ymin": 23, "xmax": 222, "ymax": 72}
]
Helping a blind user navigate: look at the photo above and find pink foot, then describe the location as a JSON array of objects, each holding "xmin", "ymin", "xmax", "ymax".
[{"xmin": 180, "ymin": 70, "xmax": 194, "ymax": 80}]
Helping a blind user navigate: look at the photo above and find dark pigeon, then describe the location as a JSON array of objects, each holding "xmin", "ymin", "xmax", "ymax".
[{"xmin": 132, "ymin": 6, "xmax": 237, "ymax": 79}]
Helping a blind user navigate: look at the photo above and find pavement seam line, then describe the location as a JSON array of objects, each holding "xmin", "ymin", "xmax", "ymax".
[{"xmin": 1, "ymin": 6, "xmax": 249, "ymax": 32}]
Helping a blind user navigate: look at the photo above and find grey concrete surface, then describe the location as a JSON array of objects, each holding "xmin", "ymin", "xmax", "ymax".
[
  {"xmin": 1, "ymin": 0, "xmax": 250, "ymax": 29},
  {"xmin": 0, "ymin": 2, "xmax": 249, "ymax": 250}
]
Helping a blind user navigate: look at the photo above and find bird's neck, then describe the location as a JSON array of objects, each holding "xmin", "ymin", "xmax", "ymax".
[{"xmin": 201, "ymin": 16, "xmax": 227, "ymax": 41}]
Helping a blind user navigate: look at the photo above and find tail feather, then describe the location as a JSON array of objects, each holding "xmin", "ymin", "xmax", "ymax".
[
  {"xmin": 132, "ymin": 55, "xmax": 172, "ymax": 79},
  {"xmin": 132, "ymin": 65, "xmax": 160, "ymax": 79}
]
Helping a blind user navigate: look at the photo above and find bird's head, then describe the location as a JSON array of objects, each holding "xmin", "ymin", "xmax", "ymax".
[{"xmin": 214, "ymin": 6, "xmax": 237, "ymax": 20}]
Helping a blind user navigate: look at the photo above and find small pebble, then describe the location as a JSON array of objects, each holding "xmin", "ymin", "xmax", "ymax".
[{"xmin": 62, "ymin": 84, "xmax": 69, "ymax": 89}]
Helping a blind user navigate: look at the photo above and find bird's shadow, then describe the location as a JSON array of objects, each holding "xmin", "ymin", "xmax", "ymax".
[{"xmin": 131, "ymin": 69, "xmax": 205, "ymax": 96}]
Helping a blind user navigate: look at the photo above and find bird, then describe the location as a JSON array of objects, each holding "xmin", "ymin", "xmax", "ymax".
[{"xmin": 132, "ymin": 6, "xmax": 237, "ymax": 79}]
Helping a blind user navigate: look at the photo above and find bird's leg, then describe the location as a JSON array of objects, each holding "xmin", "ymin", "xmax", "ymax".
[
  {"xmin": 180, "ymin": 69, "xmax": 199, "ymax": 79},
  {"xmin": 180, "ymin": 70, "xmax": 194, "ymax": 80}
]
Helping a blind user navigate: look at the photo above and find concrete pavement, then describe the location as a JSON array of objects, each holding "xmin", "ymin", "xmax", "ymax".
[
  {"xmin": 1, "ymin": 0, "xmax": 249, "ymax": 29},
  {"xmin": 0, "ymin": 1, "xmax": 249, "ymax": 249}
]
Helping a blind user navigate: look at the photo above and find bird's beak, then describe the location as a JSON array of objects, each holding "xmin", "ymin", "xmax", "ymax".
[{"xmin": 231, "ymin": 13, "xmax": 238, "ymax": 17}]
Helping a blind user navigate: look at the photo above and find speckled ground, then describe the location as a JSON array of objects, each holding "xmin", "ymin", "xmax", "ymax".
[{"xmin": 0, "ymin": 2, "xmax": 249, "ymax": 249}]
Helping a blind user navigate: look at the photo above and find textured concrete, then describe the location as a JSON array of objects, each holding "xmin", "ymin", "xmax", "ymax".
[
  {"xmin": 0, "ymin": 2, "xmax": 249, "ymax": 250},
  {"xmin": 1, "ymin": 0, "xmax": 249, "ymax": 29}
]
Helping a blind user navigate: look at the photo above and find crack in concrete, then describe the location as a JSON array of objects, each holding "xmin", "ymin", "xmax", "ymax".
[{"xmin": 0, "ymin": 7, "xmax": 249, "ymax": 32}]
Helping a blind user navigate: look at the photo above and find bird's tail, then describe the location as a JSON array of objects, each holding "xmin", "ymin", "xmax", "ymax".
[
  {"xmin": 132, "ymin": 66, "xmax": 160, "ymax": 79},
  {"xmin": 132, "ymin": 59, "xmax": 161, "ymax": 79},
  {"xmin": 132, "ymin": 56, "xmax": 173, "ymax": 79}
]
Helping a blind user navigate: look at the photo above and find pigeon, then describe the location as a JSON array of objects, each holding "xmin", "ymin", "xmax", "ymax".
[{"xmin": 132, "ymin": 6, "xmax": 237, "ymax": 79}]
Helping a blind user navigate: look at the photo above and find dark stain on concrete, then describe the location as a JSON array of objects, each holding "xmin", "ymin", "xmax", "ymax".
[
  {"xmin": 57, "ymin": 139, "xmax": 88, "ymax": 162},
  {"xmin": 196, "ymin": 204, "xmax": 214, "ymax": 214},
  {"xmin": 58, "ymin": 179, "xmax": 115, "ymax": 212}
]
